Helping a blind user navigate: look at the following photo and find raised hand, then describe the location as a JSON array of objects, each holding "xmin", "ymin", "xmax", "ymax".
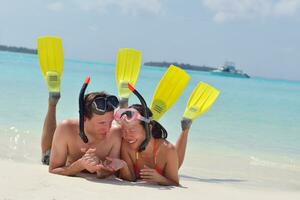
[
  {"xmin": 103, "ymin": 157, "xmax": 127, "ymax": 171},
  {"xmin": 181, "ymin": 118, "xmax": 192, "ymax": 131},
  {"xmin": 80, "ymin": 148, "xmax": 101, "ymax": 173}
]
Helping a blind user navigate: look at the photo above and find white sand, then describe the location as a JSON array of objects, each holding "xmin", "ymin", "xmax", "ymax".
[{"xmin": 1, "ymin": 159, "xmax": 299, "ymax": 200}]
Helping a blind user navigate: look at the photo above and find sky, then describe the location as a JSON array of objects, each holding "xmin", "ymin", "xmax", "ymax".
[{"xmin": 0, "ymin": 0, "xmax": 300, "ymax": 81}]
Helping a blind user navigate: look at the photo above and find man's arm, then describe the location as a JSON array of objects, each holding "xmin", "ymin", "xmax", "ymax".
[{"xmin": 48, "ymin": 121, "xmax": 84, "ymax": 176}]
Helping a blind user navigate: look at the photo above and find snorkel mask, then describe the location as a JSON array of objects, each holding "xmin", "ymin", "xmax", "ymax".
[
  {"xmin": 114, "ymin": 108, "xmax": 150, "ymax": 124},
  {"xmin": 127, "ymin": 83, "xmax": 151, "ymax": 152},
  {"xmin": 79, "ymin": 76, "xmax": 119, "ymax": 143}
]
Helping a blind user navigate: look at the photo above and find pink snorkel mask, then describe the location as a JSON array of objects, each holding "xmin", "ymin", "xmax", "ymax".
[{"xmin": 114, "ymin": 108, "xmax": 151, "ymax": 124}]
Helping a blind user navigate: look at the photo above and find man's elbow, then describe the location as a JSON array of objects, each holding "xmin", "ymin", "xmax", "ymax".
[
  {"xmin": 48, "ymin": 165, "xmax": 66, "ymax": 176},
  {"xmin": 48, "ymin": 166, "xmax": 57, "ymax": 174}
]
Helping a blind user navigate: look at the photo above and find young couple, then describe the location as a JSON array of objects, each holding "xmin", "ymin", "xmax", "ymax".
[{"xmin": 41, "ymin": 82, "xmax": 193, "ymax": 186}]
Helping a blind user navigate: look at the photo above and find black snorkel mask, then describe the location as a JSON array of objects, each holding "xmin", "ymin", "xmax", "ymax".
[
  {"xmin": 79, "ymin": 76, "xmax": 119, "ymax": 143},
  {"xmin": 128, "ymin": 83, "xmax": 151, "ymax": 152}
]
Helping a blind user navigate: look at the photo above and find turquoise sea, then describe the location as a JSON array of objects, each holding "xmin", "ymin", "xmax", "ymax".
[{"xmin": 0, "ymin": 51, "xmax": 299, "ymax": 190}]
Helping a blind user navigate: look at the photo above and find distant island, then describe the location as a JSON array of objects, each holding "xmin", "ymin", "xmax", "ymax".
[
  {"xmin": 144, "ymin": 61, "xmax": 217, "ymax": 72},
  {"xmin": 0, "ymin": 45, "xmax": 37, "ymax": 54}
]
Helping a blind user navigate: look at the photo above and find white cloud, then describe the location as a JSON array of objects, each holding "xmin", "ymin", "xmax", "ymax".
[
  {"xmin": 47, "ymin": 1, "xmax": 64, "ymax": 12},
  {"xmin": 274, "ymin": 0, "xmax": 300, "ymax": 16},
  {"xmin": 76, "ymin": 0, "xmax": 163, "ymax": 15},
  {"xmin": 202, "ymin": 0, "xmax": 300, "ymax": 23}
]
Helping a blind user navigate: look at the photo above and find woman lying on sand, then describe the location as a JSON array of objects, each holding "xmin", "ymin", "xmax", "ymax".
[{"xmin": 107, "ymin": 86, "xmax": 193, "ymax": 186}]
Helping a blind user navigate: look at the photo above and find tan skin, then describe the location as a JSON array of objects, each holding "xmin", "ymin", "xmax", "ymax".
[
  {"xmin": 117, "ymin": 122, "xmax": 179, "ymax": 186},
  {"xmin": 49, "ymin": 112, "xmax": 122, "ymax": 177}
]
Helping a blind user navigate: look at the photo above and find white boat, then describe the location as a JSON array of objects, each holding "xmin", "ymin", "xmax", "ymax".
[{"xmin": 211, "ymin": 62, "xmax": 250, "ymax": 78}]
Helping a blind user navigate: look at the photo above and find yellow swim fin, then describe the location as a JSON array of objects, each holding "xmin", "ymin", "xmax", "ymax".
[
  {"xmin": 37, "ymin": 36, "xmax": 63, "ymax": 94},
  {"xmin": 183, "ymin": 82, "xmax": 220, "ymax": 120},
  {"xmin": 116, "ymin": 48, "xmax": 142, "ymax": 101},
  {"xmin": 150, "ymin": 65, "xmax": 190, "ymax": 121}
]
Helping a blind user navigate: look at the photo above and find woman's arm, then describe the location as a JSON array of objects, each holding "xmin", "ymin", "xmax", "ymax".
[
  {"xmin": 140, "ymin": 145, "xmax": 179, "ymax": 186},
  {"xmin": 176, "ymin": 118, "xmax": 192, "ymax": 168},
  {"xmin": 119, "ymin": 142, "xmax": 136, "ymax": 181}
]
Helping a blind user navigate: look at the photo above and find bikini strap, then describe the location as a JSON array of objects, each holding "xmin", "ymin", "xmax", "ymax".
[{"xmin": 153, "ymin": 139, "xmax": 159, "ymax": 165}]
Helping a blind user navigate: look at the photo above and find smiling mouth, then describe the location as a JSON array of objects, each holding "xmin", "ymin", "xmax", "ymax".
[{"xmin": 127, "ymin": 139, "xmax": 137, "ymax": 144}]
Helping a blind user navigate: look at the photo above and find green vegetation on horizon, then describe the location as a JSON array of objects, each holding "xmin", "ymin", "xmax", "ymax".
[
  {"xmin": 0, "ymin": 45, "xmax": 37, "ymax": 54},
  {"xmin": 144, "ymin": 61, "xmax": 217, "ymax": 72}
]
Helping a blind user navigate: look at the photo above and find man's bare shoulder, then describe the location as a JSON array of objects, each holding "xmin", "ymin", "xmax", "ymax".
[
  {"xmin": 55, "ymin": 119, "xmax": 79, "ymax": 138},
  {"xmin": 108, "ymin": 126, "xmax": 122, "ymax": 141}
]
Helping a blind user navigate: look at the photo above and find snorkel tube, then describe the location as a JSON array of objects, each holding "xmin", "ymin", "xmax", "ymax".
[
  {"xmin": 128, "ymin": 83, "xmax": 151, "ymax": 152},
  {"xmin": 79, "ymin": 76, "xmax": 90, "ymax": 143}
]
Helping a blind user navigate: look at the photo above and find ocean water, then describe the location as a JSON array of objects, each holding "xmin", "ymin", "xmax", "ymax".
[{"xmin": 0, "ymin": 51, "xmax": 299, "ymax": 190}]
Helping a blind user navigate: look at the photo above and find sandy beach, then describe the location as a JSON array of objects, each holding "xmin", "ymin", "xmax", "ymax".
[{"xmin": 0, "ymin": 159, "xmax": 299, "ymax": 200}]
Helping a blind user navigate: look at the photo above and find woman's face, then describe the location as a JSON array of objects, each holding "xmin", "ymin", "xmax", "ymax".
[{"xmin": 121, "ymin": 121, "xmax": 145, "ymax": 148}]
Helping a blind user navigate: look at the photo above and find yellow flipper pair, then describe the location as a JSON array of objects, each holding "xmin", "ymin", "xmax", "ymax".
[
  {"xmin": 150, "ymin": 66, "xmax": 220, "ymax": 121},
  {"xmin": 37, "ymin": 36, "xmax": 63, "ymax": 93}
]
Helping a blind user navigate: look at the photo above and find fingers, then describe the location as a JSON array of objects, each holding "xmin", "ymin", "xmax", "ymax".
[
  {"xmin": 140, "ymin": 170, "xmax": 154, "ymax": 176},
  {"xmin": 98, "ymin": 164, "xmax": 114, "ymax": 172},
  {"xmin": 82, "ymin": 148, "xmax": 98, "ymax": 160},
  {"xmin": 82, "ymin": 154, "xmax": 100, "ymax": 166},
  {"xmin": 86, "ymin": 148, "xmax": 96, "ymax": 152},
  {"xmin": 85, "ymin": 148, "xmax": 96, "ymax": 156},
  {"xmin": 105, "ymin": 157, "xmax": 113, "ymax": 161},
  {"xmin": 81, "ymin": 148, "xmax": 96, "ymax": 154},
  {"xmin": 95, "ymin": 164, "xmax": 103, "ymax": 170},
  {"xmin": 82, "ymin": 154, "xmax": 97, "ymax": 161},
  {"xmin": 140, "ymin": 172, "xmax": 152, "ymax": 178},
  {"xmin": 140, "ymin": 168, "xmax": 155, "ymax": 173},
  {"xmin": 140, "ymin": 167, "xmax": 161, "ymax": 182},
  {"xmin": 104, "ymin": 166, "xmax": 114, "ymax": 172},
  {"xmin": 140, "ymin": 173, "xmax": 155, "ymax": 182},
  {"xmin": 103, "ymin": 159, "xmax": 110, "ymax": 165},
  {"xmin": 140, "ymin": 168, "xmax": 155, "ymax": 179}
]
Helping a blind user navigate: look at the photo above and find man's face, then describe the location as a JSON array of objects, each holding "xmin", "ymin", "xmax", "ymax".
[{"xmin": 85, "ymin": 111, "xmax": 114, "ymax": 139}]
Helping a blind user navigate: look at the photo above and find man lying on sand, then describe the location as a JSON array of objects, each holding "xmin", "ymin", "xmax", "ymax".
[{"xmin": 41, "ymin": 88, "xmax": 123, "ymax": 178}]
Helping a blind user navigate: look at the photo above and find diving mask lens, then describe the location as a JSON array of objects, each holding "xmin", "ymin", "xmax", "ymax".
[
  {"xmin": 92, "ymin": 95, "xmax": 119, "ymax": 113},
  {"xmin": 107, "ymin": 95, "xmax": 119, "ymax": 108}
]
